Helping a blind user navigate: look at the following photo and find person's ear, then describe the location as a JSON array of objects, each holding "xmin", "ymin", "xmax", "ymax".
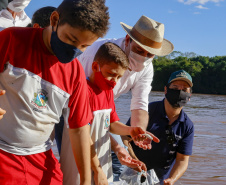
[
  {"xmin": 189, "ymin": 93, "xmax": 192, "ymax": 101},
  {"xmin": 125, "ymin": 34, "xmax": 130, "ymax": 47},
  {"xmin": 50, "ymin": 11, "xmax": 59, "ymax": 29},
  {"xmin": 164, "ymin": 86, "xmax": 167, "ymax": 95},
  {"xmin": 33, "ymin": 23, "xmax": 40, "ymax": 28},
  {"xmin": 92, "ymin": 61, "xmax": 99, "ymax": 73}
]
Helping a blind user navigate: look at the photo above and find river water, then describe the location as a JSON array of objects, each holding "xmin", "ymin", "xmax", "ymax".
[
  {"xmin": 53, "ymin": 91, "xmax": 226, "ymax": 185},
  {"xmin": 114, "ymin": 91, "xmax": 226, "ymax": 185}
]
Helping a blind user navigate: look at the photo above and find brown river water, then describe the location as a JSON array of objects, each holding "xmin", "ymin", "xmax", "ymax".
[{"xmin": 53, "ymin": 91, "xmax": 226, "ymax": 185}]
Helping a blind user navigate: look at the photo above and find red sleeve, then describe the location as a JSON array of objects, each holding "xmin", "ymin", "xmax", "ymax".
[
  {"xmin": 67, "ymin": 62, "xmax": 92, "ymax": 129},
  {"xmin": 0, "ymin": 28, "xmax": 11, "ymax": 71}
]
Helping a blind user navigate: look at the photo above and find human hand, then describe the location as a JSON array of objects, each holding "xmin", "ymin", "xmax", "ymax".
[
  {"xmin": 0, "ymin": 90, "xmax": 6, "ymax": 120},
  {"xmin": 133, "ymin": 131, "xmax": 160, "ymax": 150},
  {"xmin": 131, "ymin": 161, "xmax": 147, "ymax": 172},
  {"xmin": 115, "ymin": 146, "xmax": 147, "ymax": 172},
  {"xmin": 163, "ymin": 177, "xmax": 175, "ymax": 185},
  {"xmin": 129, "ymin": 126, "xmax": 146, "ymax": 141},
  {"xmin": 93, "ymin": 167, "xmax": 108, "ymax": 185}
]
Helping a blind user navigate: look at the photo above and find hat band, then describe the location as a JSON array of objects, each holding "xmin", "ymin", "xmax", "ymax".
[{"xmin": 130, "ymin": 28, "xmax": 162, "ymax": 49}]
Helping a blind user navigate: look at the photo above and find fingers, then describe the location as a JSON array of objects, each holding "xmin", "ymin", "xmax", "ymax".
[
  {"xmin": 0, "ymin": 108, "xmax": 6, "ymax": 119},
  {"xmin": 141, "ymin": 164, "xmax": 147, "ymax": 171},
  {"xmin": 146, "ymin": 131, "xmax": 160, "ymax": 143},
  {"xmin": 134, "ymin": 140, "xmax": 152, "ymax": 150},
  {"xmin": 132, "ymin": 134, "xmax": 146, "ymax": 142},
  {"xmin": 120, "ymin": 158, "xmax": 140, "ymax": 168},
  {"xmin": 0, "ymin": 90, "xmax": 6, "ymax": 96},
  {"xmin": 163, "ymin": 178, "xmax": 172, "ymax": 185},
  {"xmin": 133, "ymin": 162, "xmax": 146, "ymax": 172}
]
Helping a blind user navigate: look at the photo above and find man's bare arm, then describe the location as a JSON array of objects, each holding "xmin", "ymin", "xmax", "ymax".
[
  {"xmin": 131, "ymin": 109, "xmax": 149, "ymax": 130},
  {"xmin": 164, "ymin": 153, "xmax": 190, "ymax": 185}
]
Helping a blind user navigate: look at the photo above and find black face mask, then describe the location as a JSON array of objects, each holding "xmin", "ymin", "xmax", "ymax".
[
  {"xmin": 165, "ymin": 86, "xmax": 191, "ymax": 108},
  {"xmin": 50, "ymin": 26, "xmax": 82, "ymax": 64}
]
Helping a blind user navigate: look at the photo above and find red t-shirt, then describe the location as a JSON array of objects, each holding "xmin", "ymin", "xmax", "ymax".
[
  {"xmin": 0, "ymin": 27, "xmax": 92, "ymax": 129},
  {"xmin": 87, "ymin": 79, "xmax": 119, "ymax": 123}
]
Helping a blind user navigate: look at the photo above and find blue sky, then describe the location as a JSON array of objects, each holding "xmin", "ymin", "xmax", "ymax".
[{"xmin": 25, "ymin": 0, "xmax": 226, "ymax": 57}]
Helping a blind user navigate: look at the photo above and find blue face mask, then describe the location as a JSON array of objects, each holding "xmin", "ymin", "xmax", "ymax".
[{"xmin": 50, "ymin": 26, "xmax": 83, "ymax": 64}]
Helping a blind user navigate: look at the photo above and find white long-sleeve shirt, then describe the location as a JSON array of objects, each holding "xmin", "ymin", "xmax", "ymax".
[
  {"xmin": 7, "ymin": 0, "xmax": 31, "ymax": 12},
  {"xmin": 77, "ymin": 37, "xmax": 154, "ymax": 111},
  {"xmin": 0, "ymin": 8, "xmax": 30, "ymax": 31}
]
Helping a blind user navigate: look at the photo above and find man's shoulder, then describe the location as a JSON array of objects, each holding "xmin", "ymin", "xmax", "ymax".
[
  {"xmin": 181, "ymin": 110, "xmax": 193, "ymax": 125},
  {"xmin": 1, "ymin": 27, "xmax": 40, "ymax": 39},
  {"xmin": 148, "ymin": 100, "xmax": 163, "ymax": 109},
  {"xmin": 179, "ymin": 110, "xmax": 194, "ymax": 134}
]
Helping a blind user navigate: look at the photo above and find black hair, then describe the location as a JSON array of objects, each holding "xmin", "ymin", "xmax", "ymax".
[
  {"xmin": 56, "ymin": 0, "xmax": 109, "ymax": 38},
  {"xmin": 31, "ymin": 6, "xmax": 56, "ymax": 28},
  {"xmin": 94, "ymin": 42, "xmax": 129, "ymax": 69}
]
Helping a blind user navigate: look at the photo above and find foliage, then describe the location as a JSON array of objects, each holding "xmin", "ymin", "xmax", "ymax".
[{"xmin": 152, "ymin": 52, "xmax": 226, "ymax": 95}]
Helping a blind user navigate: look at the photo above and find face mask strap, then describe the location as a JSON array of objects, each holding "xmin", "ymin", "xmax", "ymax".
[{"xmin": 52, "ymin": 20, "xmax": 59, "ymax": 33}]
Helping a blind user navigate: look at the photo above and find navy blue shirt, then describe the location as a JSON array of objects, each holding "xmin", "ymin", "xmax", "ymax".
[{"xmin": 127, "ymin": 99, "xmax": 194, "ymax": 184}]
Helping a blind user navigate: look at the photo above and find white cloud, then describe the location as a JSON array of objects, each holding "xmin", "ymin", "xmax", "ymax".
[
  {"xmin": 195, "ymin": 5, "xmax": 209, "ymax": 8},
  {"xmin": 168, "ymin": 10, "xmax": 176, "ymax": 13},
  {"xmin": 193, "ymin": 11, "xmax": 201, "ymax": 14},
  {"xmin": 178, "ymin": 0, "xmax": 224, "ymax": 5}
]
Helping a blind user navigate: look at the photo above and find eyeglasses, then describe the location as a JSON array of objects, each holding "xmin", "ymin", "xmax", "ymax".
[{"xmin": 165, "ymin": 125, "xmax": 176, "ymax": 145}]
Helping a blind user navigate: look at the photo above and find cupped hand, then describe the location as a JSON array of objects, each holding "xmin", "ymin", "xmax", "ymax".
[
  {"xmin": 133, "ymin": 131, "xmax": 160, "ymax": 150},
  {"xmin": 115, "ymin": 146, "xmax": 147, "ymax": 171}
]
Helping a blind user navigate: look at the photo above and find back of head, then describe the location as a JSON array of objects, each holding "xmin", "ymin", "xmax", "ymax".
[
  {"xmin": 94, "ymin": 42, "xmax": 129, "ymax": 69},
  {"xmin": 32, "ymin": 6, "xmax": 56, "ymax": 28},
  {"xmin": 56, "ymin": 0, "xmax": 110, "ymax": 38}
]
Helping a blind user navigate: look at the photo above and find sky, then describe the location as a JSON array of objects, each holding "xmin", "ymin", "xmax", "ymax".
[{"xmin": 25, "ymin": 0, "xmax": 226, "ymax": 57}]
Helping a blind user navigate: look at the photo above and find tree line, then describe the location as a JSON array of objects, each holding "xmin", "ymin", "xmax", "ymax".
[{"xmin": 152, "ymin": 51, "xmax": 226, "ymax": 95}]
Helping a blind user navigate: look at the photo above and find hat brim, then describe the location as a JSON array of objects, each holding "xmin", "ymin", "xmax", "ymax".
[
  {"xmin": 170, "ymin": 78, "xmax": 193, "ymax": 87},
  {"xmin": 120, "ymin": 22, "xmax": 174, "ymax": 56}
]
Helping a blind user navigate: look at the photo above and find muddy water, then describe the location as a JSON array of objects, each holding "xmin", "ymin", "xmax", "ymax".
[
  {"xmin": 53, "ymin": 91, "xmax": 226, "ymax": 185},
  {"xmin": 115, "ymin": 91, "xmax": 226, "ymax": 185}
]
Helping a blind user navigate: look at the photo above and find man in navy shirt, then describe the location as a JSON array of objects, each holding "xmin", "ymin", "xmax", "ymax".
[{"xmin": 125, "ymin": 69, "xmax": 194, "ymax": 185}]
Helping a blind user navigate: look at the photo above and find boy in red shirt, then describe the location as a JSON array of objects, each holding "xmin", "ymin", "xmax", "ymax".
[
  {"xmin": 0, "ymin": 0, "xmax": 109, "ymax": 184},
  {"xmin": 61, "ymin": 42, "xmax": 156, "ymax": 185}
]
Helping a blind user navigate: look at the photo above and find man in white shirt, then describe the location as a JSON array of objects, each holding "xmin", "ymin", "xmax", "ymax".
[
  {"xmin": 58, "ymin": 15, "xmax": 174, "ymax": 182},
  {"xmin": 0, "ymin": 0, "xmax": 31, "ymax": 31},
  {"xmin": 78, "ymin": 15, "xmax": 174, "ymax": 131}
]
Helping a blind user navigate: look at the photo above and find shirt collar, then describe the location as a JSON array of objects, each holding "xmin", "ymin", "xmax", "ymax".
[{"xmin": 0, "ymin": 9, "xmax": 26, "ymax": 20}]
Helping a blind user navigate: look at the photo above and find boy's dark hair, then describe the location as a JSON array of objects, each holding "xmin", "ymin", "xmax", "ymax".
[
  {"xmin": 26, "ymin": 23, "xmax": 32, "ymax": 27},
  {"xmin": 94, "ymin": 42, "xmax": 129, "ymax": 69},
  {"xmin": 32, "ymin": 6, "xmax": 56, "ymax": 28},
  {"xmin": 56, "ymin": 0, "xmax": 109, "ymax": 38}
]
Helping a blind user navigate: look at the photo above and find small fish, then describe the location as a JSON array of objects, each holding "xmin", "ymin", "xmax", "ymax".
[{"xmin": 142, "ymin": 134, "xmax": 153, "ymax": 140}]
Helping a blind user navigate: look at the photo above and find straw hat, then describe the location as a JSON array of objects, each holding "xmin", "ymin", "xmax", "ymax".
[{"xmin": 120, "ymin": 15, "xmax": 174, "ymax": 56}]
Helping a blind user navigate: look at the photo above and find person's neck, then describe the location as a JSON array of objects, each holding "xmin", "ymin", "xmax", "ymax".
[
  {"xmin": 164, "ymin": 98, "xmax": 182, "ymax": 125},
  {"xmin": 88, "ymin": 73, "xmax": 95, "ymax": 84},
  {"xmin": 42, "ymin": 26, "xmax": 54, "ymax": 55}
]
